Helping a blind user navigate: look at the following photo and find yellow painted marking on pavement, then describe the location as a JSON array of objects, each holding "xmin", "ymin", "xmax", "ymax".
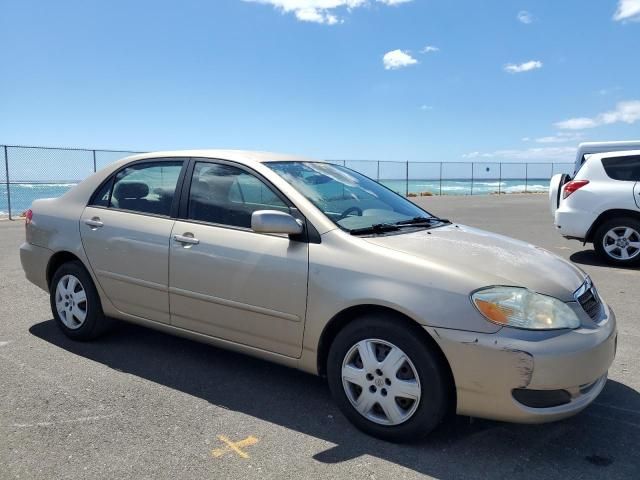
[{"xmin": 212, "ymin": 435, "xmax": 259, "ymax": 459}]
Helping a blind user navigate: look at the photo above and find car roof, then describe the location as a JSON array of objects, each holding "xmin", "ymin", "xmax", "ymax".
[
  {"xmin": 121, "ymin": 149, "xmax": 318, "ymax": 164},
  {"xmin": 577, "ymin": 141, "xmax": 640, "ymax": 156},
  {"xmin": 589, "ymin": 149, "xmax": 640, "ymax": 160},
  {"xmin": 573, "ymin": 141, "xmax": 640, "ymax": 173}
]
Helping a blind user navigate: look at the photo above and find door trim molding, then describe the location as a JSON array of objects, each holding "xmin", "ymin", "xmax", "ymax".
[
  {"xmin": 169, "ymin": 286, "xmax": 301, "ymax": 323},
  {"xmin": 97, "ymin": 269, "xmax": 168, "ymax": 292}
]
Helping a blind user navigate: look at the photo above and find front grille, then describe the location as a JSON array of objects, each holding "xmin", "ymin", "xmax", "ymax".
[{"xmin": 577, "ymin": 283, "xmax": 602, "ymax": 320}]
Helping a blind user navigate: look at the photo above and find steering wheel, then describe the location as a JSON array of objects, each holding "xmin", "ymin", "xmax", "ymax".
[{"xmin": 339, "ymin": 206, "xmax": 363, "ymax": 219}]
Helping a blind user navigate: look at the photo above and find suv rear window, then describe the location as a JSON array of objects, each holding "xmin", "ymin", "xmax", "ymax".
[{"xmin": 602, "ymin": 156, "xmax": 640, "ymax": 181}]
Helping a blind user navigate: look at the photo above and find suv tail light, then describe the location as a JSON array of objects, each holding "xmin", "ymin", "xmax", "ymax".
[
  {"xmin": 25, "ymin": 209, "xmax": 33, "ymax": 226},
  {"xmin": 562, "ymin": 180, "xmax": 589, "ymax": 199}
]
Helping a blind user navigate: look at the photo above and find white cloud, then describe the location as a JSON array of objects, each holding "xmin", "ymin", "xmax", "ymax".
[
  {"xmin": 383, "ymin": 49, "xmax": 418, "ymax": 70},
  {"xmin": 554, "ymin": 118, "xmax": 598, "ymax": 130},
  {"xmin": 613, "ymin": 0, "xmax": 640, "ymax": 22},
  {"xmin": 244, "ymin": 0, "xmax": 413, "ymax": 25},
  {"xmin": 597, "ymin": 86, "xmax": 622, "ymax": 96},
  {"xmin": 420, "ymin": 104, "xmax": 433, "ymax": 111},
  {"xmin": 555, "ymin": 100, "xmax": 640, "ymax": 130},
  {"xmin": 463, "ymin": 146, "xmax": 577, "ymax": 162},
  {"xmin": 294, "ymin": 7, "xmax": 339, "ymax": 23},
  {"xmin": 517, "ymin": 10, "xmax": 533, "ymax": 24},
  {"xmin": 421, "ymin": 45, "xmax": 439, "ymax": 53},
  {"xmin": 534, "ymin": 132, "xmax": 583, "ymax": 144},
  {"xmin": 504, "ymin": 60, "xmax": 543, "ymax": 73}
]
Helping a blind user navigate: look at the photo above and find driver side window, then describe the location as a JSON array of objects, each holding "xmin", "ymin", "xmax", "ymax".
[{"xmin": 188, "ymin": 162, "xmax": 289, "ymax": 228}]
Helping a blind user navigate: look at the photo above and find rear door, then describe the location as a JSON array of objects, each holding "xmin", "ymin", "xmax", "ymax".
[
  {"xmin": 80, "ymin": 159, "xmax": 186, "ymax": 324},
  {"xmin": 600, "ymin": 155, "xmax": 640, "ymax": 211},
  {"xmin": 168, "ymin": 159, "xmax": 309, "ymax": 357}
]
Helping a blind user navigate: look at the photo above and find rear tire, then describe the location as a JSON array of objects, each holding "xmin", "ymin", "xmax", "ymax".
[
  {"xmin": 327, "ymin": 314, "xmax": 451, "ymax": 443},
  {"xmin": 594, "ymin": 217, "xmax": 640, "ymax": 267},
  {"xmin": 50, "ymin": 260, "xmax": 112, "ymax": 340}
]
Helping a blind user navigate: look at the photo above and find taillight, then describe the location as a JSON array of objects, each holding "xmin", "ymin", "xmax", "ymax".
[
  {"xmin": 562, "ymin": 180, "xmax": 589, "ymax": 199},
  {"xmin": 25, "ymin": 209, "xmax": 33, "ymax": 226}
]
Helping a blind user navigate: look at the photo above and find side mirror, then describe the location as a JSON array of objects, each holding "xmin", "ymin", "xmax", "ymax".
[{"xmin": 251, "ymin": 210, "xmax": 304, "ymax": 235}]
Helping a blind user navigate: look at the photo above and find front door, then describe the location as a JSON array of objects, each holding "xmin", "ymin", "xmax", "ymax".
[
  {"xmin": 169, "ymin": 160, "xmax": 309, "ymax": 357},
  {"xmin": 80, "ymin": 159, "xmax": 185, "ymax": 324}
]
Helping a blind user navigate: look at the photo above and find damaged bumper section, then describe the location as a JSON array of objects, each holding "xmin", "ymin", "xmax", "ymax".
[{"xmin": 428, "ymin": 305, "xmax": 617, "ymax": 423}]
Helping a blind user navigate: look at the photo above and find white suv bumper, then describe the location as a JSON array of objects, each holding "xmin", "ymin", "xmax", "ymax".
[{"xmin": 554, "ymin": 206, "xmax": 597, "ymax": 240}]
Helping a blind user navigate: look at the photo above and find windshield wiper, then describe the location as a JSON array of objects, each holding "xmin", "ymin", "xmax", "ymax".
[
  {"xmin": 394, "ymin": 216, "xmax": 451, "ymax": 226},
  {"xmin": 349, "ymin": 217, "xmax": 451, "ymax": 236},
  {"xmin": 349, "ymin": 223, "xmax": 400, "ymax": 235}
]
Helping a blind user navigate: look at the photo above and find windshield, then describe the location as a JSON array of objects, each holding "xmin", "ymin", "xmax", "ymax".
[{"xmin": 267, "ymin": 161, "xmax": 437, "ymax": 232}]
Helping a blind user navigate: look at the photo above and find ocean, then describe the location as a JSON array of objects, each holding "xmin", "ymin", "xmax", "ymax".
[{"xmin": 0, "ymin": 179, "xmax": 550, "ymax": 217}]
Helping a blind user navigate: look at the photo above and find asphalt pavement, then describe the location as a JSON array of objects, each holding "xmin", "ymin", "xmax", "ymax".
[{"xmin": 1, "ymin": 194, "xmax": 639, "ymax": 479}]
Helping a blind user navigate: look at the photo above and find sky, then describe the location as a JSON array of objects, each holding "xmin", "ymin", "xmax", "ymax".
[{"xmin": 1, "ymin": 0, "xmax": 639, "ymax": 163}]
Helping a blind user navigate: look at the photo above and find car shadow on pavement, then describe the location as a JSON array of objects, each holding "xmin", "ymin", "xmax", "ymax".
[
  {"xmin": 30, "ymin": 319, "xmax": 640, "ymax": 479},
  {"xmin": 570, "ymin": 250, "xmax": 638, "ymax": 270}
]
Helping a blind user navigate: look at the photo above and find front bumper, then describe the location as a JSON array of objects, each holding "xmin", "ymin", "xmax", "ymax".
[{"xmin": 429, "ymin": 304, "xmax": 617, "ymax": 423}]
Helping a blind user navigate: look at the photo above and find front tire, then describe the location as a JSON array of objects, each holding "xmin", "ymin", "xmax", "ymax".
[
  {"xmin": 50, "ymin": 260, "xmax": 111, "ymax": 340},
  {"xmin": 594, "ymin": 217, "xmax": 640, "ymax": 266},
  {"xmin": 327, "ymin": 314, "xmax": 451, "ymax": 442}
]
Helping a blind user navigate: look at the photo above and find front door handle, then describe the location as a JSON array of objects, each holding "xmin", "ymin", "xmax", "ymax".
[
  {"xmin": 173, "ymin": 234, "xmax": 199, "ymax": 245},
  {"xmin": 84, "ymin": 217, "xmax": 104, "ymax": 228}
]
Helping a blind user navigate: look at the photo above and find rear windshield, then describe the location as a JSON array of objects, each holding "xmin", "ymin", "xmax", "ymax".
[{"xmin": 602, "ymin": 156, "xmax": 640, "ymax": 181}]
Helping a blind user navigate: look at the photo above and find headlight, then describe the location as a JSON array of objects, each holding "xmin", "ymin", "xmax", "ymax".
[{"xmin": 471, "ymin": 287, "xmax": 580, "ymax": 330}]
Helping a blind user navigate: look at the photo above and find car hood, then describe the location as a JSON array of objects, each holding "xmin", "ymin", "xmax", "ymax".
[{"xmin": 363, "ymin": 224, "xmax": 586, "ymax": 302}]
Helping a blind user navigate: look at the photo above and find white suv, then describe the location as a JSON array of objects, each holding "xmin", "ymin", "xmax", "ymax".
[{"xmin": 550, "ymin": 150, "xmax": 640, "ymax": 266}]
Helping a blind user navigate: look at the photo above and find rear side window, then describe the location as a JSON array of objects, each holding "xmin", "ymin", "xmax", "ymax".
[
  {"xmin": 90, "ymin": 179, "xmax": 112, "ymax": 207},
  {"xmin": 602, "ymin": 156, "xmax": 640, "ymax": 181},
  {"xmin": 108, "ymin": 161, "xmax": 183, "ymax": 216},
  {"xmin": 188, "ymin": 162, "xmax": 289, "ymax": 228}
]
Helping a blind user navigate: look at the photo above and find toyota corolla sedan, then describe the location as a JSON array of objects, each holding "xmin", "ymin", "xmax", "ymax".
[{"xmin": 20, "ymin": 150, "xmax": 617, "ymax": 442}]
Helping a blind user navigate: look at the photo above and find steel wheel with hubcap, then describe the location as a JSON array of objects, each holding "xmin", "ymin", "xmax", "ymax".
[
  {"xmin": 50, "ymin": 260, "xmax": 112, "ymax": 340},
  {"xmin": 55, "ymin": 274, "xmax": 88, "ymax": 329},
  {"xmin": 327, "ymin": 314, "xmax": 451, "ymax": 443},
  {"xmin": 595, "ymin": 217, "xmax": 640, "ymax": 266},
  {"xmin": 342, "ymin": 339, "xmax": 421, "ymax": 426}
]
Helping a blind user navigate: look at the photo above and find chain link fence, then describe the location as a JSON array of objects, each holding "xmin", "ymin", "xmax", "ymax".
[
  {"xmin": 1, "ymin": 145, "xmax": 141, "ymax": 219},
  {"xmin": 1, "ymin": 145, "xmax": 574, "ymax": 219},
  {"xmin": 328, "ymin": 159, "xmax": 574, "ymax": 197}
]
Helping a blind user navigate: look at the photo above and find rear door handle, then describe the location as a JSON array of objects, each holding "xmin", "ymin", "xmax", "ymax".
[
  {"xmin": 173, "ymin": 234, "xmax": 199, "ymax": 245},
  {"xmin": 84, "ymin": 218, "xmax": 104, "ymax": 228}
]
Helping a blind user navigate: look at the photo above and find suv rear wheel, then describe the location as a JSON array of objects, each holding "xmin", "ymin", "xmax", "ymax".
[
  {"xmin": 327, "ymin": 314, "xmax": 451, "ymax": 442},
  {"xmin": 594, "ymin": 217, "xmax": 640, "ymax": 266}
]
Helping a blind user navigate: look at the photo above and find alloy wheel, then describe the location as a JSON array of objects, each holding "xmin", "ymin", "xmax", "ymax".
[{"xmin": 603, "ymin": 226, "xmax": 640, "ymax": 261}]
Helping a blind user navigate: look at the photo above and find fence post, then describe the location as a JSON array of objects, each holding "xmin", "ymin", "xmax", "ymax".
[
  {"xmin": 405, "ymin": 161, "xmax": 409, "ymax": 197},
  {"xmin": 92, "ymin": 150, "xmax": 97, "ymax": 172},
  {"xmin": 376, "ymin": 161, "xmax": 380, "ymax": 181},
  {"xmin": 4, "ymin": 146, "xmax": 11, "ymax": 220},
  {"xmin": 439, "ymin": 162, "xmax": 442, "ymax": 196},
  {"xmin": 525, "ymin": 163, "xmax": 528, "ymax": 193},
  {"xmin": 498, "ymin": 163, "xmax": 502, "ymax": 195},
  {"xmin": 470, "ymin": 162, "xmax": 474, "ymax": 195}
]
